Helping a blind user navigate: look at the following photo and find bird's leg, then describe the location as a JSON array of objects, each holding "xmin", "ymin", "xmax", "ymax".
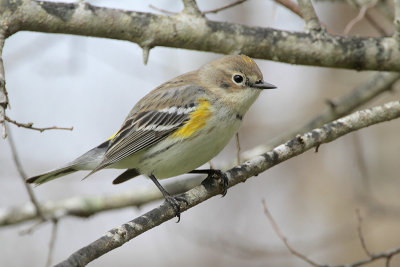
[
  {"xmin": 189, "ymin": 169, "xmax": 229, "ymax": 196},
  {"xmin": 149, "ymin": 174, "xmax": 187, "ymax": 222}
]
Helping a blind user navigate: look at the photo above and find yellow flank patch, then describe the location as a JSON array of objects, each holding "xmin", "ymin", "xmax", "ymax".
[
  {"xmin": 107, "ymin": 131, "xmax": 118, "ymax": 141},
  {"xmin": 172, "ymin": 99, "xmax": 211, "ymax": 138},
  {"xmin": 241, "ymin": 55, "xmax": 253, "ymax": 64}
]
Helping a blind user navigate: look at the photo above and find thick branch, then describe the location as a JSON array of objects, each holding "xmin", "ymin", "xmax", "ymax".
[
  {"xmin": 2, "ymin": 0, "xmax": 400, "ymax": 71},
  {"xmin": 0, "ymin": 176, "xmax": 202, "ymax": 226},
  {"xmin": 56, "ymin": 100, "xmax": 400, "ymax": 267}
]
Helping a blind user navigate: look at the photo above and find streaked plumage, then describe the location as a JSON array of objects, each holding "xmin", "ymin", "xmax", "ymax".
[{"xmin": 26, "ymin": 55, "xmax": 277, "ymax": 220}]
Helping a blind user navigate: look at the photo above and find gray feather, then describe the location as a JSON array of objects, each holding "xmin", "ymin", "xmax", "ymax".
[{"xmin": 26, "ymin": 140, "xmax": 110, "ymax": 184}]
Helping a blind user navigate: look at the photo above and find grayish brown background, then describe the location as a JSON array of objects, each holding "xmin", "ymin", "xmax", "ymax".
[{"xmin": 1, "ymin": 1, "xmax": 400, "ymax": 266}]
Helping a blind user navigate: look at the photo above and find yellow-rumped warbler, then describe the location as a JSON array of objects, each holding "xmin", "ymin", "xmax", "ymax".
[{"xmin": 27, "ymin": 55, "xmax": 276, "ymax": 219}]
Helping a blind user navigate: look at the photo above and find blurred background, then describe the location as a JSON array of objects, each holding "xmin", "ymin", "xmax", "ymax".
[{"xmin": 1, "ymin": 0, "xmax": 400, "ymax": 266}]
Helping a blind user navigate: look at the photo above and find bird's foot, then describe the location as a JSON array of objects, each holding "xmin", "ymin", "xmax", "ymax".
[
  {"xmin": 164, "ymin": 195, "xmax": 188, "ymax": 223},
  {"xmin": 204, "ymin": 169, "xmax": 229, "ymax": 197}
]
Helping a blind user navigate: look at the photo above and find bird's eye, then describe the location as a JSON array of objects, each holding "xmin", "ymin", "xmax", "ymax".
[{"xmin": 233, "ymin": 74, "xmax": 244, "ymax": 84}]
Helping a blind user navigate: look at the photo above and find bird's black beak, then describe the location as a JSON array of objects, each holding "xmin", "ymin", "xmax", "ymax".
[{"xmin": 252, "ymin": 80, "xmax": 277, "ymax": 90}]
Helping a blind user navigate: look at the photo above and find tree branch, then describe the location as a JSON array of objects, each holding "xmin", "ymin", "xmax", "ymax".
[
  {"xmin": 5, "ymin": 116, "xmax": 73, "ymax": 132},
  {"xmin": 181, "ymin": 0, "xmax": 202, "ymax": 16},
  {"xmin": 263, "ymin": 199, "xmax": 400, "ymax": 267},
  {"xmin": 45, "ymin": 219, "xmax": 58, "ymax": 267},
  {"xmin": 243, "ymin": 71, "xmax": 400, "ymax": 160},
  {"xmin": 0, "ymin": 30, "xmax": 7, "ymax": 138},
  {"xmin": 1, "ymin": 0, "xmax": 400, "ymax": 71},
  {"xmin": 56, "ymin": 100, "xmax": 400, "ymax": 267},
  {"xmin": 6, "ymin": 70, "xmax": 397, "ymax": 227},
  {"xmin": 7, "ymin": 128, "xmax": 46, "ymax": 221},
  {"xmin": 394, "ymin": 0, "xmax": 400, "ymax": 40},
  {"xmin": 297, "ymin": 0, "xmax": 322, "ymax": 31},
  {"xmin": 202, "ymin": 0, "xmax": 248, "ymax": 14},
  {"xmin": 0, "ymin": 176, "xmax": 203, "ymax": 227},
  {"xmin": 262, "ymin": 199, "xmax": 321, "ymax": 266},
  {"xmin": 344, "ymin": 1, "xmax": 378, "ymax": 35},
  {"xmin": 274, "ymin": 0, "xmax": 302, "ymax": 18}
]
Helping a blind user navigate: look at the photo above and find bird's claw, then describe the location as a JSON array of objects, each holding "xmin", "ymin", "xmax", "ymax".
[
  {"xmin": 165, "ymin": 195, "xmax": 188, "ymax": 223},
  {"xmin": 205, "ymin": 169, "xmax": 229, "ymax": 197}
]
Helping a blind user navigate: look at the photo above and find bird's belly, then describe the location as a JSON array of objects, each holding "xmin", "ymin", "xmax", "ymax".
[{"xmin": 138, "ymin": 118, "xmax": 241, "ymax": 179}]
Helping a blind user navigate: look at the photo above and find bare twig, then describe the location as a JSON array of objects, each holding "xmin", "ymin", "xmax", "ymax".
[
  {"xmin": 202, "ymin": 0, "xmax": 248, "ymax": 14},
  {"xmin": 182, "ymin": 0, "xmax": 202, "ymax": 16},
  {"xmin": 19, "ymin": 219, "xmax": 46, "ymax": 235},
  {"xmin": 365, "ymin": 12, "xmax": 389, "ymax": 36},
  {"xmin": 55, "ymin": 100, "xmax": 400, "ymax": 267},
  {"xmin": 274, "ymin": 0, "xmax": 303, "ymax": 18},
  {"xmin": 235, "ymin": 132, "xmax": 241, "ymax": 165},
  {"xmin": 262, "ymin": 200, "xmax": 400, "ymax": 267},
  {"xmin": 208, "ymin": 161, "xmax": 214, "ymax": 169},
  {"xmin": 355, "ymin": 209, "xmax": 372, "ymax": 257},
  {"xmin": 344, "ymin": 1, "xmax": 377, "ymax": 35},
  {"xmin": 142, "ymin": 46, "xmax": 151, "ymax": 65},
  {"xmin": 7, "ymin": 127, "xmax": 46, "ymax": 221},
  {"xmin": 5, "ymin": 116, "xmax": 73, "ymax": 133},
  {"xmin": 45, "ymin": 219, "xmax": 59, "ymax": 267},
  {"xmin": 297, "ymin": 0, "xmax": 322, "ymax": 31},
  {"xmin": 352, "ymin": 133, "xmax": 372, "ymax": 195},
  {"xmin": 262, "ymin": 199, "xmax": 321, "ymax": 266},
  {"xmin": 148, "ymin": 4, "xmax": 176, "ymax": 15},
  {"xmin": 0, "ymin": 31, "xmax": 7, "ymax": 139}
]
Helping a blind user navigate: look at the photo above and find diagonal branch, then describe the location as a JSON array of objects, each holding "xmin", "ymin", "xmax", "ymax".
[
  {"xmin": 56, "ymin": 100, "xmax": 400, "ymax": 267},
  {"xmin": 262, "ymin": 199, "xmax": 321, "ymax": 266},
  {"xmin": 7, "ymin": 128, "xmax": 46, "ymax": 221},
  {"xmin": 1, "ymin": 0, "xmax": 400, "ymax": 71},
  {"xmin": 274, "ymin": 0, "xmax": 302, "ymax": 18},
  {"xmin": 263, "ymin": 200, "xmax": 400, "ymax": 267},
  {"xmin": 242, "ymin": 71, "xmax": 400, "ymax": 160},
  {"xmin": 344, "ymin": 1, "xmax": 377, "ymax": 35},
  {"xmin": 0, "ymin": 176, "xmax": 203, "ymax": 227},
  {"xmin": 2, "ymin": 73, "xmax": 397, "ymax": 229},
  {"xmin": 202, "ymin": 0, "xmax": 248, "ymax": 14}
]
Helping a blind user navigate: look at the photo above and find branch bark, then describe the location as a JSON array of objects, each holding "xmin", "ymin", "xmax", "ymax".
[
  {"xmin": 0, "ymin": 176, "xmax": 203, "ymax": 226},
  {"xmin": 297, "ymin": 0, "xmax": 322, "ymax": 31},
  {"xmin": 1, "ymin": 0, "xmax": 400, "ymax": 71},
  {"xmin": 55, "ymin": 100, "xmax": 400, "ymax": 267},
  {"xmin": 243, "ymin": 71, "xmax": 400, "ymax": 159}
]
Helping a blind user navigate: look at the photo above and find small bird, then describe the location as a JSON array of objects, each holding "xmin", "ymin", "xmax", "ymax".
[{"xmin": 26, "ymin": 55, "xmax": 276, "ymax": 220}]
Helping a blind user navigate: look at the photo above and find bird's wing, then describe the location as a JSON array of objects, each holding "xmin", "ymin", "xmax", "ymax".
[
  {"xmin": 104, "ymin": 107, "xmax": 193, "ymax": 164},
  {"xmin": 86, "ymin": 84, "xmax": 207, "ymax": 176}
]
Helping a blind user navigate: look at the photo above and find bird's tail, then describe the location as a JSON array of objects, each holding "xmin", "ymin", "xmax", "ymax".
[
  {"xmin": 26, "ymin": 165, "xmax": 79, "ymax": 185},
  {"xmin": 26, "ymin": 140, "xmax": 111, "ymax": 185}
]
